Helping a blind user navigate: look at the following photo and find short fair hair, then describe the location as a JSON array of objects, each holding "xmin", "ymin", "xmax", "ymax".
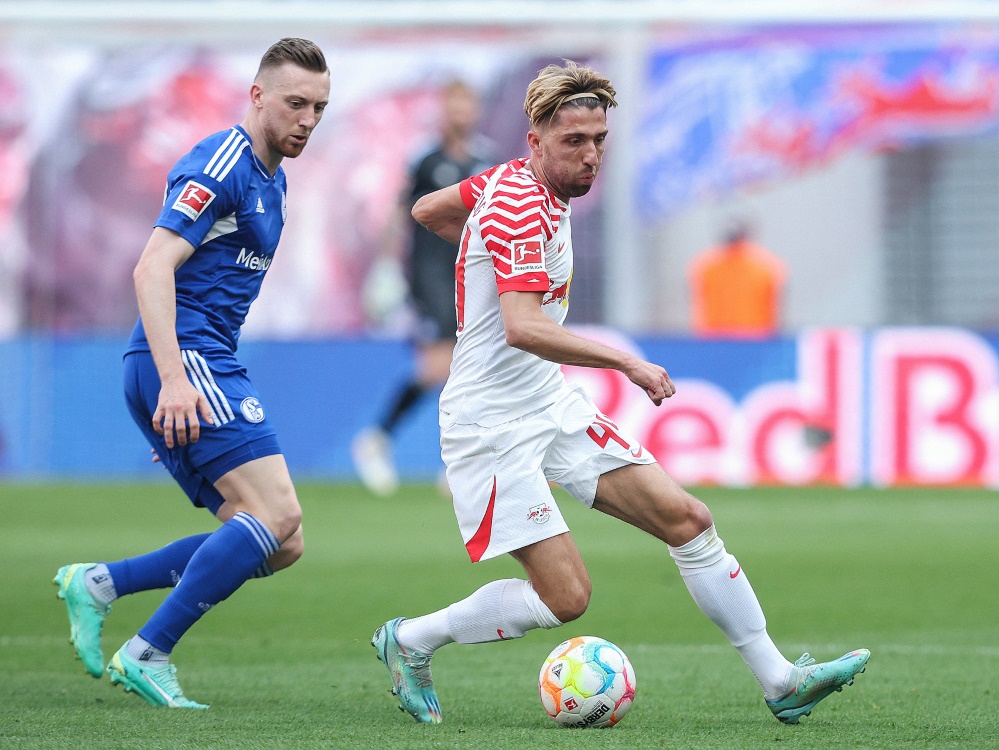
[
  {"xmin": 523, "ymin": 60, "xmax": 617, "ymax": 129},
  {"xmin": 256, "ymin": 38, "xmax": 328, "ymax": 79}
]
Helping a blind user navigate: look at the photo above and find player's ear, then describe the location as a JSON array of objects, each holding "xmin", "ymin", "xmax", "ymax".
[
  {"xmin": 527, "ymin": 128, "xmax": 542, "ymax": 155},
  {"xmin": 249, "ymin": 82, "xmax": 265, "ymax": 110}
]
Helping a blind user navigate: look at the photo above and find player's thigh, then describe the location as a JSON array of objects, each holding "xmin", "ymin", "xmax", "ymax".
[
  {"xmin": 124, "ymin": 352, "xmax": 224, "ymax": 513},
  {"xmin": 213, "ymin": 454, "xmax": 301, "ymax": 541},
  {"xmin": 593, "ymin": 463, "xmax": 712, "ymax": 547},
  {"xmin": 509, "ymin": 533, "xmax": 591, "ymax": 622},
  {"xmin": 543, "ymin": 387, "xmax": 655, "ymax": 506},
  {"xmin": 175, "ymin": 349, "xmax": 297, "ymax": 533}
]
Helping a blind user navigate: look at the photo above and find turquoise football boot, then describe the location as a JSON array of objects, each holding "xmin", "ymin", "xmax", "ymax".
[
  {"xmin": 372, "ymin": 618, "xmax": 442, "ymax": 723},
  {"xmin": 767, "ymin": 648, "xmax": 871, "ymax": 724},
  {"xmin": 107, "ymin": 643, "xmax": 208, "ymax": 709},
  {"xmin": 53, "ymin": 563, "xmax": 109, "ymax": 678}
]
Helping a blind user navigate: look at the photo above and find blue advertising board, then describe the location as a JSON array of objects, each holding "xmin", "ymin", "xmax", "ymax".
[{"xmin": 2, "ymin": 328, "xmax": 998, "ymax": 487}]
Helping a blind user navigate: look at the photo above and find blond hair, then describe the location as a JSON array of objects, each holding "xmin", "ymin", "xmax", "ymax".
[
  {"xmin": 256, "ymin": 38, "xmax": 328, "ymax": 79},
  {"xmin": 523, "ymin": 60, "xmax": 617, "ymax": 128}
]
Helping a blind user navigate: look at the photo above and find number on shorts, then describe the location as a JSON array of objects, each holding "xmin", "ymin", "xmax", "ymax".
[{"xmin": 586, "ymin": 414, "xmax": 630, "ymax": 451}]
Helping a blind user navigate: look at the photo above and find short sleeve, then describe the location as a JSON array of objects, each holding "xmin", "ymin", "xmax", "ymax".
[
  {"xmin": 155, "ymin": 136, "xmax": 247, "ymax": 248},
  {"xmin": 458, "ymin": 157, "xmax": 529, "ymax": 210},
  {"xmin": 479, "ymin": 174, "xmax": 552, "ymax": 294}
]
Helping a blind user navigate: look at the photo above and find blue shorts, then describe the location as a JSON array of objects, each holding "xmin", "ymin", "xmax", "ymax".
[{"xmin": 123, "ymin": 350, "xmax": 282, "ymax": 514}]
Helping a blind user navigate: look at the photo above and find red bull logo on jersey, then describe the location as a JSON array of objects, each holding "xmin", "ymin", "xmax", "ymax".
[
  {"xmin": 527, "ymin": 503, "xmax": 553, "ymax": 524},
  {"xmin": 512, "ymin": 240, "xmax": 545, "ymax": 274},
  {"xmin": 236, "ymin": 248, "xmax": 273, "ymax": 272},
  {"xmin": 172, "ymin": 180, "xmax": 216, "ymax": 221},
  {"xmin": 544, "ymin": 270, "xmax": 573, "ymax": 308}
]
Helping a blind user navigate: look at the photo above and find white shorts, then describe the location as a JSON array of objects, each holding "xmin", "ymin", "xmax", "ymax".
[{"xmin": 440, "ymin": 385, "xmax": 656, "ymax": 562}]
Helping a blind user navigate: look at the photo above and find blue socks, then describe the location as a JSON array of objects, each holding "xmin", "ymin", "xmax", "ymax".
[
  {"xmin": 138, "ymin": 512, "xmax": 279, "ymax": 653},
  {"xmin": 106, "ymin": 534, "xmax": 211, "ymax": 596}
]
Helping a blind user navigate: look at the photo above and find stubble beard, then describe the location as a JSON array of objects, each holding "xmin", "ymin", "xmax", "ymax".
[
  {"xmin": 564, "ymin": 182, "xmax": 593, "ymax": 198},
  {"xmin": 265, "ymin": 122, "xmax": 309, "ymax": 161},
  {"xmin": 275, "ymin": 137, "xmax": 307, "ymax": 160},
  {"xmin": 556, "ymin": 173, "xmax": 596, "ymax": 199},
  {"xmin": 534, "ymin": 157, "xmax": 597, "ymax": 200}
]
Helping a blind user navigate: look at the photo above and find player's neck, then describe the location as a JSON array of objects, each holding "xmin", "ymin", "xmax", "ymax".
[
  {"xmin": 527, "ymin": 157, "xmax": 568, "ymax": 203},
  {"xmin": 240, "ymin": 116, "xmax": 282, "ymax": 175}
]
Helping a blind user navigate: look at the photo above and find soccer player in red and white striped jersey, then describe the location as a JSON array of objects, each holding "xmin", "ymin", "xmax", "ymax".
[{"xmin": 372, "ymin": 61, "xmax": 869, "ymax": 727}]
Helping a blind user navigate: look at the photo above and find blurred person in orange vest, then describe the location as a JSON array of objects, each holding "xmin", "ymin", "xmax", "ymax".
[{"xmin": 688, "ymin": 219, "xmax": 786, "ymax": 338}]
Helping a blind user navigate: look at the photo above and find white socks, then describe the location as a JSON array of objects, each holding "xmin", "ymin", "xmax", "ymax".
[
  {"xmin": 124, "ymin": 636, "xmax": 169, "ymax": 665},
  {"xmin": 394, "ymin": 528, "xmax": 793, "ymax": 701},
  {"xmin": 397, "ymin": 579, "xmax": 561, "ymax": 654},
  {"xmin": 669, "ymin": 526, "xmax": 792, "ymax": 699},
  {"xmin": 85, "ymin": 563, "xmax": 118, "ymax": 606}
]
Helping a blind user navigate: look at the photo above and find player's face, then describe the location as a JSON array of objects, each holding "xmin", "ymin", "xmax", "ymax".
[
  {"xmin": 253, "ymin": 63, "xmax": 330, "ymax": 162},
  {"xmin": 442, "ymin": 88, "xmax": 479, "ymax": 140},
  {"xmin": 528, "ymin": 105, "xmax": 607, "ymax": 200}
]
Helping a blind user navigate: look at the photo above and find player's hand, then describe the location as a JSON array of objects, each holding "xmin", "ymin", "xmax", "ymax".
[
  {"xmin": 624, "ymin": 360, "xmax": 676, "ymax": 406},
  {"xmin": 150, "ymin": 448, "xmax": 167, "ymax": 469},
  {"xmin": 152, "ymin": 377, "xmax": 215, "ymax": 448}
]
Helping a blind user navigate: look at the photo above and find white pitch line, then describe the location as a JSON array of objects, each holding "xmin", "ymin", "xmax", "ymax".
[
  {"xmin": 624, "ymin": 643, "xmax": 999, "ymax": 658},
  {"xmin": 6, "ymin": 636, "xmax": 997, "ymax": 658}
]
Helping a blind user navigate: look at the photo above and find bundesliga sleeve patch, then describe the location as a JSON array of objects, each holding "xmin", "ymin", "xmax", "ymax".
[
  {"xmin": 171, "ymin": 180, "xmax": 216, "ymax": 221},
  {"xmin": 512, "ymin": 240, "xmax": 545, "ymax": 274}
]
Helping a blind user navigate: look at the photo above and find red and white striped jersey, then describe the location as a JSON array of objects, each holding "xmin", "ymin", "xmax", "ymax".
[{"xmin": 440, "ymin": 158, "xmax": 575, "ymax": 428}]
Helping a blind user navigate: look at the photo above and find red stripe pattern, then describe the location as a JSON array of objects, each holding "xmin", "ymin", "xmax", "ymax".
[{"xmin": 465, "ymin": 475, "xmax": 497, "ymax": 562}]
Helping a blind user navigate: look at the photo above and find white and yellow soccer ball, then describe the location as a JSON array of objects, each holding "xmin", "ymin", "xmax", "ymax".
[{"xmin": 538, "ymin": 636, "xmax": 636, "ymax": 728}]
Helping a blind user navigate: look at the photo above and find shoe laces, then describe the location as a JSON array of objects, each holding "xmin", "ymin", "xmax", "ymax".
[
  {"xmin": 149, "ymin": 663, "xmax": 186, "ymax": 697},
  {"xmin": 401, "ymin": 651, "xmax": 434, "ymax": 688},
  {"xmin": 793, "ymin": 653, "xmax": 816, "ymax": 669}
]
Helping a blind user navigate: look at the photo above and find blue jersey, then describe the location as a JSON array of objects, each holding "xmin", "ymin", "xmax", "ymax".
[{"xmin": 126, "ymin": 125, "xmax": 287, "ymax": 356}]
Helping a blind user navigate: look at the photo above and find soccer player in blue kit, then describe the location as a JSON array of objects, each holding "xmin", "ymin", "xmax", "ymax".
[{"xmin": 53, "ymin": 38, "xmax": 330, "ymax": 709}]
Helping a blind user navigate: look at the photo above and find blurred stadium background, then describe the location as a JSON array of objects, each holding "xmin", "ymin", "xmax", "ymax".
[
  {"xmin": 2, "ymin": 0, "xmax": 999, "ymax": 487},
  {"xmin": 2, "ymin": 5, "xmax": 998, "ymax": 748}
]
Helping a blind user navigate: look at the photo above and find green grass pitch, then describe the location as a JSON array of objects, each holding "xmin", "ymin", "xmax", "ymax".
[{"xmin": 0, "ymin": 482, "xmax": 996, "ymax": 749}]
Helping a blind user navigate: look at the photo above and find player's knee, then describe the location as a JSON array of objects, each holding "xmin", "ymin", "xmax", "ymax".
[
  {"xmin": 268, "ymin": 479, "xmax": 303, "ymax": 539},
  {"xmin": 548, "ymin": 578, "xmax": 591, "ymax": 623},
  {"xmin": 274, "ymin": 504, "xmax": 303, "ymax": 542},
  {"xmin": 269, "ymin": 527, "xmax": 304, "ymax": 571},
  {"xmin": 663, "ymin": 493, "xmax": 714, "ymax": 547},
  {"xmin": 685, "ymin": 495, "xmax": 713, "ymax": 534},
  {"xmin": 255, "ymin": 497, "xmax": 302, "ymax": 543}
]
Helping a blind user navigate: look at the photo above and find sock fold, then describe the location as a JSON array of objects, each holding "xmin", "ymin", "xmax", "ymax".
[{"xmin": 398, "ymin": 578, "xmax": 563, "ymax": 654}]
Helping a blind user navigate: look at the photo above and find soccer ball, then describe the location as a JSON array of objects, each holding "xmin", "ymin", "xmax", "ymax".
[{"xmin": 538, "ymin": 636, "xmax": 636, "ymax": 728}]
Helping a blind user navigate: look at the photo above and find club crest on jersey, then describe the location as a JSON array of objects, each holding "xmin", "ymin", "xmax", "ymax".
[
  {"xmin": 527, "ymin": 503, "xmax": 553, "ymax": 524},
  {"xmin": 172, "ymin": 180, "xmax": 216, "ymax": 221},
  {"xmin": 240, "ymin": 397, "xmax": 265, "ymax": 423},
  {"xmin": 512, "ymin": 240, "xmax": 545, "ymax": 274}
]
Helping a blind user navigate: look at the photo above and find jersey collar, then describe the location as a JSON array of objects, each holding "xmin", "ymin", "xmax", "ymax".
[{"xmin": 234, "ymin": 124, "xmax": 280, "ymax": 180}]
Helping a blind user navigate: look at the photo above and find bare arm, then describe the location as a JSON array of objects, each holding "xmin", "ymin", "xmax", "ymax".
[
  {"xmin": 500, "ymin": 291, "xmax": 676, "ymax": 406},
  {"xmin": 133, "ymin": 227, "xmax": 214, "ymax": 447},
  {"xmin": 412, "ymin": 183, "xmax": 471, "ymax": 244}
]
